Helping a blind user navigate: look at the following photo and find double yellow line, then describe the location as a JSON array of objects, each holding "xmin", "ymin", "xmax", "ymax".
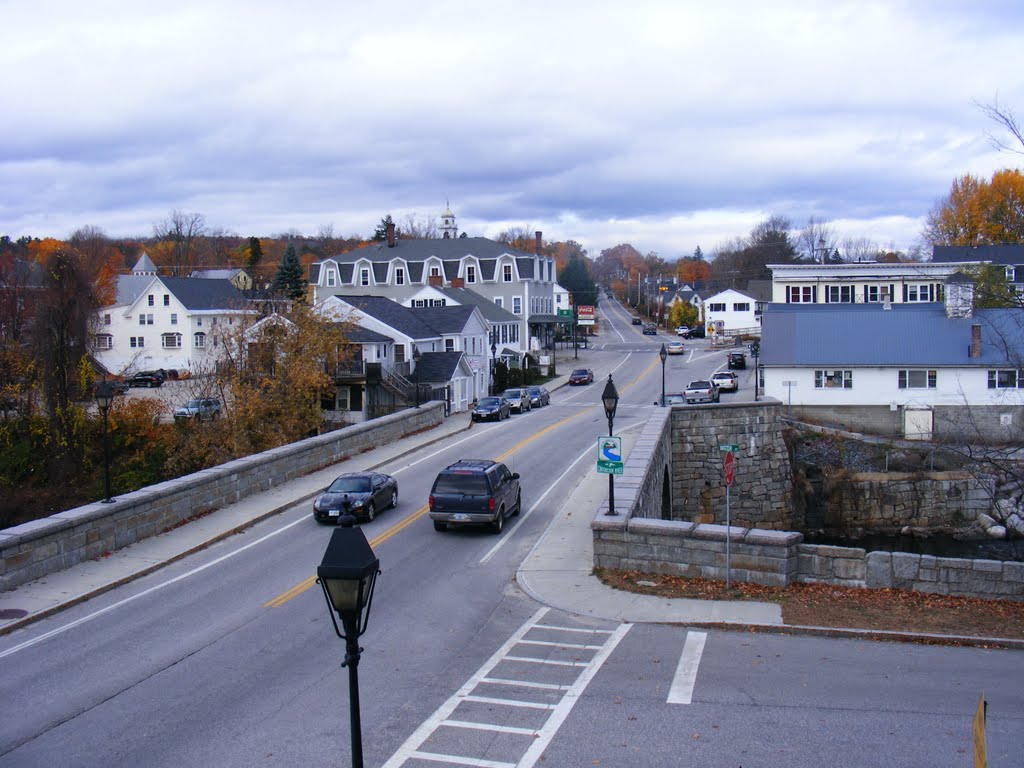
[{"xmin": 264, "ymin": 356, "xmax": 658, "ymax": 610}]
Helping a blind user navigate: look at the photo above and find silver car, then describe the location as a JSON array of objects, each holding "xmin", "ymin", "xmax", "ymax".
[{"xmin": 501, "ymin": 387, "xmax": 532, "ymax": 413}]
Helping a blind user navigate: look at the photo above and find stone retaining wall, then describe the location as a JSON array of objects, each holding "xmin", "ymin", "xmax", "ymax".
[
  {"xmin": 0, "ymin": 403, "xmax": 445, "ymax": 592},
  {"xmin": 594, "ymin": 514, "xmax": 1024, "ymax": 600}
]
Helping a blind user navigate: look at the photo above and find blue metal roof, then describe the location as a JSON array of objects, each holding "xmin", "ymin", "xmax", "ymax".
[{"xmin": 760, "ymin": 303, "xmax": 1024, "ymax": 367}]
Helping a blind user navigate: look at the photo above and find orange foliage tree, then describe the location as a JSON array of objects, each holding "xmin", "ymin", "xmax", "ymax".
[{"xmin": 924, "ymin": 168, "xmax": 1024, "ymax": 246}]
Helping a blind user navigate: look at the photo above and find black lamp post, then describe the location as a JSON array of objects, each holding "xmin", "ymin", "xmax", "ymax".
[
  {"xmin": 412, "ymin": 345, "xmax": 422, "ymax": 408},
  {"xmin": 95, "ymin": 380, "xmax": 115, "ymax": 503},
  {"xmin": 317, "ymin": 514, "xmax": 381, "ymax": 768},
  {"xmin": 750, "ymin": 340, "xmax": 760, "ymax": 401},
  {"xmin": 602, "ymin": 375, "xmax": 620, "ymax": 515},
  {"xmin": 659, "ymin": 343, "xmax": 668, "ymax": 407},
  {"xmin": 490, "ymin": 334, "xmax": 498, "ymax": 395}
]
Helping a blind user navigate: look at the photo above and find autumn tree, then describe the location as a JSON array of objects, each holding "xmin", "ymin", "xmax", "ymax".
[
  {"xmin": 31, "ymin": 247, "xmax": 97, "ymax": 481},
  {"xmin": 923, "ymin": 169, "xmax": 1024, "ymax": 246},
  {"xmin": 273, "ymin": 243, "xmax": 306, "ymax": 301},
  {"xmin": 210, "ymin": 303, "xmax": 352, "ymax": 455},
  {"xmin": 496, "ymin": 226, "xmax": 537, "ymax": 252},
  {"xmin": 69, "ymin": 225, "xmax": 120, "ymax": 305}
]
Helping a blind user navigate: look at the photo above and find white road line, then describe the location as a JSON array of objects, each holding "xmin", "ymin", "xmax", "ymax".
[
  {"xmin": 0, "ymin": 514, "xmax": 310, "ymax": 660},
  {"xmin": 462, "ymin": 695, "xmax": 555, "ymax": 710},
  {"xmin": 667, "ymin": 630, "xmax": 707, "ymax": 705}
]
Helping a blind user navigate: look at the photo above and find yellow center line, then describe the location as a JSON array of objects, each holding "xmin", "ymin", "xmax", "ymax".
[{"xmin": 265, "ymin": 358, "xmax": 658, "ymax": 609}]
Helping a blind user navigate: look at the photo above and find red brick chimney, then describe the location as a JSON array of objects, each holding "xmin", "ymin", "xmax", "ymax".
[
  {"xmin": 451, "ymin": 277, "xmax": 464, "ymax": 289},
  {"xmin": 428, "ymin": 275, "xmax": 443, "ymax": 287},
  {"xmin": 970, "ymin": 324, "xmax": 982, "ymax": 358},
  {"xmin": 535, "ymin": 231, "xmax": 542, "ymax": 255},
  {"xmin": 387, "ymin": 222, "xmax": 396, "ymax": 248}
]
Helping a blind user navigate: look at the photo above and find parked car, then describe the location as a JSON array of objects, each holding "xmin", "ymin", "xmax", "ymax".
[
  {"xmin": 684, "ymin": 379, "xmax": 720, "ymax": 404},
  {"xmin": 501, "ymin": 387, "xmax": 532, "ymax": 413},
  {"xmin": 680, "ymin": 326, "xmax": 705, "ymax": 339},
  {"xmin": 631, "ymin": 317, "xmax": 643, "ymax": 325},
  {"xmin": 526, "ymin": 385, "xmax": 550, "ymax": 407},
  {"xmin": 666, "ymin": 341, "xmax": 685, "ymax": 355},
  {"xmin": 429, "ymin": 459, "xmax": 521, "ymax": 533},
  {"xmin": 711, "ymin": 371, "xmax": 739, "ymax": 392},
  {"xmin": 568, "ymin": 368, "xmax": 594, "ymax": 385},
  {"xmin": 173, "ymin": 397, "xmax": 222, "ymax": 421},
  {"xmin": 127, "ymin": 370, "xmax": 165, "ymax": 388},
  {"xmin": 675, "ymin": 326, "xmax": 690, "ymax": 336},
  {"xmin": 642, "ymin": 324, "xmax": 658, "ymax": 335},
  {"xmin": 472, "ymin": 396, "xmax": 511, "ymax": 422},
  {"xmin": 727, "ymin": 352, "xmax": 747, "ymax": 369},
  {"xmin": 313, "ymin": 471, "xmax": 398, "ymax": 523}
]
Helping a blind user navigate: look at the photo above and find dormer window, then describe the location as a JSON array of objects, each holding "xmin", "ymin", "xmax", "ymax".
[
  {"xmin": 466, "ymin": 265, "xmax": 476, "ymax": 284},
  {"xmin": 503, "ymin": 264, "xmax": 513, "ymax": 282},
  {"xmin": 326, "ymin": 268, "xmax": 337, "ymax": 287},
  {"xmin": 360, "ymin": 268, "xmax": 370, "ymax": 287},
  {"xmin": 395, "ymin": 267, "xmax": 405, "ymax": 286},
  {"xmin": 1007, "ymin": 266, "xmax": 1016, "ymax": 282}
]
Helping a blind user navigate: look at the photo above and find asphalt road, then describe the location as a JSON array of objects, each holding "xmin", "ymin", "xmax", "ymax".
[{"xmin": 1, "ymin": 305, "xmax": 1019, "ymax": 767}]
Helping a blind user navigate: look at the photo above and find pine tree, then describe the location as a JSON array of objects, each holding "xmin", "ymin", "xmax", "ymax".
[
  {"xmin": 247, "ymin": 236, "xmax": 263, "ymax": 269},
  {"xmin": 372, "ymin": 215, "xmax": 395, "ymax": 241},
  {"xmin": 273, "ymin": 244, "xmax": 306, "ymax": 301}
]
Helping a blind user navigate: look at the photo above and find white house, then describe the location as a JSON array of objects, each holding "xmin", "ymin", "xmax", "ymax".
[
  {"xmin": 768, "ymin": 261, "xmax": 977, "ymax": 305},
  {"xmin": 702, "ymin": 288, "xmax": 758, "ymax": 335},
  {"xmin": 759, "ymin": 275, "xmax": 1024, "ymax": 442},
  {"xmin": 92, "ymin": 274, "xmax": 249, "ymax": 375}
]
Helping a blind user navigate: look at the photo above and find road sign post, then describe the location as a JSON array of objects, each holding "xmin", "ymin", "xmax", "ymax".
[{"xmin": 719, "ymin": 445, "xmax": 738, "ymax": 589}]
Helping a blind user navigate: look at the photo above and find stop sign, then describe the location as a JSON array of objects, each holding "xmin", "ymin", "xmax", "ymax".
[{"xmin": 724, "ymin": 451, "xmax": 735, "ymax": 486}]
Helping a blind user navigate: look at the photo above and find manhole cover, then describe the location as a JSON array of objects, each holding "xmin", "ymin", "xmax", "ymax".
[{"xmin": 0, "ymin": 609, "xmax": 29, "ymax": 620}]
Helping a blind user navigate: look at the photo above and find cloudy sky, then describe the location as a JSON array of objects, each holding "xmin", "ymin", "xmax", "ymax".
[{"xmin": 4, "ymin": 1, "xmax": 1023, "ymax": 258}]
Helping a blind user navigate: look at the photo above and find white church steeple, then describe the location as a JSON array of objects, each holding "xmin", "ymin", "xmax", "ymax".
[{"xmin": 440, "ymin": 202, "xmax": 458, "ymax": 239}]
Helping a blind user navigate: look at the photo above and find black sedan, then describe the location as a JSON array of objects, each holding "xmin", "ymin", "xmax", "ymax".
[
  {"xmin": 472, "ymin": 396, "xmax": 512, "ymax": 422},
  {"xmin": 642, "ymin": 324, "xmax": 658, "ymax": 335},
  {"xmin": 526, "ymin": 386, "xmax": 550, "ymax": 407},
  {"xmin": 313, "ymin": 472, "xmax": 398, "ymax": 523}
]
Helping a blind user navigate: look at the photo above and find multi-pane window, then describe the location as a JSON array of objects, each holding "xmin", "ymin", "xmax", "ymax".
[
  {"xmin": 103, "ymin": 313, "xmax": 111, "ymax": 325},
  {"xmin": 905, "ymin": 284, "xmax": 935, "ymax": 302},
  {"xmin": 94, "ymin": 334, "xmax": 113, "ymax": 349},
  {"xmin": 708, "ymin": 302, "xmax": 726, "ymax": 312},
  {"xmin": 394, "ymin": 345, "xmax": 406, "ymax": 364},
  {"xmin": 988, "ymin": 369, "xmax": 1024, "ymax": 389},
  {"xmin": 503, "ymin": 264, "xmax": 513, "ymax": 282},
  {"xmin": 148, "ymin": 295, "xmax": 154, "ymax": 306},
  {"xmin": 898, "ymin": 369, "xmax": 937, "ymax": 388},
  {"xmin": 162, "ymin": 333, "xmax": 182, "ymax": 349},
  {"xmin": 395, "ymin": 268, "xmax": 405, "ymax": 285},
  {"xmin": 494, "ymin": 297, "xmax": 503, "ymax": 309},
  {"xmin": 138, "ymin": 314, "xmax": 154, "ymax": 325},
  {"xmin": 430, "ymin": 266, "xmax": 440, "ymax": 277},
  {"xmin": 733, "ymin": 302, "xmax": 750, "ymax": 312},
  {"xmin": 786, "ymin": 286, "xmax": 815, "ymax": 303},
  {"xmin": 445, "ymin": 338, "xmax": 455, "ymax": 352},
  {"xmin": 326, "ymin": 269, "xmax": 337, "ymax": 287},
  {"xmin": 360, "ymin": 268, "xmax": 370, "ymax": 286},
  {"xmin": 466, "ymin": 265, "xmax": 476, "ymax": 284},
  {"xmin": 194, "ymin": 332, "xmax": 206, "ymax": 348},
  {"xmin": 814, "ymin": 370, "xmax": 852, "ymax": 388},
  {"xmin": 512, "ymin": 296, "xmax": 522, "ymax": 314},
  {"xmin": 163, "ymin": 295, "xmax": 170, "ymax": 306},
  {"xmin": 130, "ymin": 336, "xmax": 144, "ymax": 348},
  {"xmin": 170, "ymin": 313, "xmax": 177, "ymax": 325},
  {"xmin": 826, "ymin": 285, "xmax": 854, "ymax": 303}
]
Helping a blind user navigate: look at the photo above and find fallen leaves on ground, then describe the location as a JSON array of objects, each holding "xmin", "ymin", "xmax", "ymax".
[{"xmin": 594, "ymin": 568, "xmax": 1024, "ymax": 641}]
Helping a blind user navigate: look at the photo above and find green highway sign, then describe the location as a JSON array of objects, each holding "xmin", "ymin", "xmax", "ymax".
[{"xmin": 718, "ymin": 443, "xmax": 739, "ymax": 452}]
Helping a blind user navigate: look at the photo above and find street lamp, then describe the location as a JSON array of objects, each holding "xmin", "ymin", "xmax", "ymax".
[
  {"xmin": 659, "ymin": 343, "xmax": 667, "ymax": 407},
  {"xmin": 750, "ymin": 341, "xmax": 760, "ymax": 401},
  {"xmin": 412, "ymin": 345, "xmax": 422, "ymax": 408},
  {"xmin": 95, "ymin": 380, "xmax": 115, "ymax": 503},
  {"xmin": 602, "ymin": 375, "xmax": 620, "ymax": 516},
  {"xmin": 490, "ymin": 334, "xmax": 498, "ymax": 395},
  {"xmin": 317, "ymin": 513, "xmax": 381, "ymax": 768}
]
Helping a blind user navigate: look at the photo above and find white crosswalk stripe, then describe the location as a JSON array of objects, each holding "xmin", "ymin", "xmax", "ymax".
[{"xmin": 381, "ymin": 607, "xmax": 629, "ymax": 768}]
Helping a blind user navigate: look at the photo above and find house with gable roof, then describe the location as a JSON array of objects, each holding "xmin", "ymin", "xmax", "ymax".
[
  {"xmin": 316, "ymin": 294, "xmax": 488, "ymax": 414},
  {"xmin": 92, "ymin": 271, "xmax": 250, "ymax": 376},
  {"xmin": 309, "ymin": 210, "xmax": 560, "ymax": 355},
  {"xmin": 759, "ymin": 273, "xmax": 1024, "ymax": 442}
]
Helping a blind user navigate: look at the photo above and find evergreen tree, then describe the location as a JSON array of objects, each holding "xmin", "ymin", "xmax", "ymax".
[
  {"xmin": 559, "ymin": 253, "xmax": 598, "ymax": 307},
  {"xmin": 273, "ymin": 244, "xmax": 306, "ymax": 301},
  {"xmin": 372, "ymin": 215, "xmax": 395, "ymax": 241},
  {"xmin": 247, "ymin": 236, "xmax": 263, "ymax": 269}
]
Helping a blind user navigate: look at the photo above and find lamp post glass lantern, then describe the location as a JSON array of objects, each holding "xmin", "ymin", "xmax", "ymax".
[
  {"xmin": 659, "ymin": 343, "xmax": 667, "ymax": 406},
  {"xmin": 317, "ymin": 515, "xmax": 381, "ymax": 768},
  {"xmin": 95, "ymin": 380, "xmax": 115, "ymax": 503},
  {"xmin": 602, "ymin": 375, "xmax": 619, "ymax": 515}
]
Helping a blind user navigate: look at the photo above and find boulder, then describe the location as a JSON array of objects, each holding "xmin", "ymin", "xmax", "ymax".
[{"xmin": 986, "ymin": 525, "xmax": 1007, "ymax": 539}]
